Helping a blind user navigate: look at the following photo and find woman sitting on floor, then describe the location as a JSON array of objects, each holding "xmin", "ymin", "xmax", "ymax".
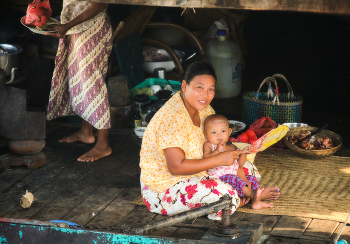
[{"xmin": 139, "ymin": 62, "xmax": 280, "ymax": 220}]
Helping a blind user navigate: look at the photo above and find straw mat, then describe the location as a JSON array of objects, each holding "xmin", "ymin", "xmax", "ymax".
[{"xmin": 238, "ymin": 149, "xmax": 350, "ymax": 222}]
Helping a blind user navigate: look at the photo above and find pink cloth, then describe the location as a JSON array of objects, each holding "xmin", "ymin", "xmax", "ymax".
[{"xmin": 207, "ymin": 142, "xmax": 240, "ymax": 178}]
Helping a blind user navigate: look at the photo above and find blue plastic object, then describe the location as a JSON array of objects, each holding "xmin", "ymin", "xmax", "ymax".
[
  {"xmin": 217, "ymin": 29, "xmax": 227, "ymax": 36},
  {"xmin": 50, "ymin": 220, "xmax": 82, "ymax": 229},
  {"xmin": 337, "ymin": 240, "xmax": 348, "ymax": 244}
]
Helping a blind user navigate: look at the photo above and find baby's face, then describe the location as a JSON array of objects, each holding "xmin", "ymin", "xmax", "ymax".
[{"xmin": 205, "ymin": 119, "xmax": 232, "ymax": 145}]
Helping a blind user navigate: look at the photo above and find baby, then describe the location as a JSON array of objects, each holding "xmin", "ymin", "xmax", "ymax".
[{"xmin": 203, "ymin": 114, "xmax": 280, "ymax": 209}]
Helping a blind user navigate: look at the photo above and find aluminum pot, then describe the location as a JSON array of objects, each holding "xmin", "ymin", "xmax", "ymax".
[
  {"xmin": 0, "ymin": 44, "xmax": 23, "ymax": 76},
  {"xmin": 142, "ymin": 49, "xmax": 185, "ymax": 74}
]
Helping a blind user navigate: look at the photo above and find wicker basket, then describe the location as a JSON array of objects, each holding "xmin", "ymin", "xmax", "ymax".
[
  {"xmin": 283, "ymin": 126, "xmax": 342, "ymax": 159},
  {"xmin": 242, "ymin": 74, "xmax": 303, "ymax": 126}
]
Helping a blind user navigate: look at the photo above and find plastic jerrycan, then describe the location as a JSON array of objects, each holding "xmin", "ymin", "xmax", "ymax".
[{"xmin": 205, "ymin": 29, "xmax": 242, "ymax": 98}]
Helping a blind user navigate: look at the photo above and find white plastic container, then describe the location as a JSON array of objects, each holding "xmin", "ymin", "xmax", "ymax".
[{"xmin": 204, "ymin": 30, "xmax": 242, "ymax": 98}]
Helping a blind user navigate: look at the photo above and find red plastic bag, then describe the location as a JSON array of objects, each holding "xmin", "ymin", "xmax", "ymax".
[
  {"xmin": 249, "ymin": 116, "xmax": 285, "ymax": 149},
  {"xmin": 249, "ymin": 116, "xmax": 277, "ymax": 138},
  {"xmin": 237, "ymin": 132, "xmax": 249, "ymax": 143},
  {"xmin": 25, "ymin": 0, "xmax": 52, "ymax": 28}
]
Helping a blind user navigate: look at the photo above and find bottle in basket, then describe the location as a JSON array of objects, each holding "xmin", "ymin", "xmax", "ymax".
[{"xmin": 134, "ymin": 111, "xmax": 142, "ymax": 128}]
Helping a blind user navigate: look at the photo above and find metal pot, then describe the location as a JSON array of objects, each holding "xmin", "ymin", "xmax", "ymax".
[{"xmin": 0, "ymin": 44, "xmax": 22, "ymax": 76}]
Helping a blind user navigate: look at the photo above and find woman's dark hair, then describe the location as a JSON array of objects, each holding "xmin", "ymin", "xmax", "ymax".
[{"xmin": 181, "ymin": 62, "xmax": 217, "ymax": 84}]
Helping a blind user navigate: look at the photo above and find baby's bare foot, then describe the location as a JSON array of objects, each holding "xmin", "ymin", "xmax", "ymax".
[
  {"xmin": 252, "ymin": 200, "xmax": 273, "ymax": 210},
  {"xmin": 251, "ymin": 188, "xmax": 274, "ymax": 209},
  {"xmin": 259, "ymin": 187, "xmax": 280, "ymax": 201}
]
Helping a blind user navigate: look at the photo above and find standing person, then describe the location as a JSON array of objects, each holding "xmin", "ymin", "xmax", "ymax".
[
  {"xmin": 140, "ymin": 62, "xmax": 266, "ymax": 220},
  {"xmin": 45, "ymin": 1, "xmax": 112, "ymax": 162},
  {"xmin": 203, "ymin": 114, "xmax": 280, "ymax": 209}
]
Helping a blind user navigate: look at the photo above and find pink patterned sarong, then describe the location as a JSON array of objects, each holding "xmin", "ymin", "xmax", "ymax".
[{"xmin": 47, "ymin": 16, "xmax": 112, "ymax": 129}]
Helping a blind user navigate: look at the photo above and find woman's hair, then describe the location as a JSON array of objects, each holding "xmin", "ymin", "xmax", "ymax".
[{"xmin": 181, "ymin": 62, "xmax": 217, "ymax": 84}]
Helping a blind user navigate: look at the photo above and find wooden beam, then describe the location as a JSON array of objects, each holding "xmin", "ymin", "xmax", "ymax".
[{"xmin": 82, "ymin": 0, "xmax": 350, "ymax": 15}]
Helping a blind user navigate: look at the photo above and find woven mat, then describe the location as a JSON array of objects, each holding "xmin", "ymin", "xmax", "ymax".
[
  {"xmin": 133, "ymin": 149, "xmax": 350, "ymax": 222},
  {"xmin": 238, "ymin": 149, "xmax": 350, "ymax": 222}
]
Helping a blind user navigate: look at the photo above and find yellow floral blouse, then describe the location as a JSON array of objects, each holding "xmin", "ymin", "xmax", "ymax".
[{"xmin": 140, "ymin": 91, "xmax": 215, "ymax": 193}]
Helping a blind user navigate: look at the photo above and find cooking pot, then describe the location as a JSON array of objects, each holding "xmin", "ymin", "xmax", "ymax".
[
  {"xmin": 142, "ymin": 49, "xmax": 185, "ymax": 74},
  {"xmin": 0, "ymin": 44, "xmax": 22, "ymax": 76}
]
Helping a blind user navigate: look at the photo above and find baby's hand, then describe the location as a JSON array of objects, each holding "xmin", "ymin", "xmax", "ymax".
[
  {"xmin": 217, "ymin": 140, "xmax": 225, "ymax": 152},
  {"xmin": 242, "ymin": 145, "xmax": 253, "ymax": 154}
]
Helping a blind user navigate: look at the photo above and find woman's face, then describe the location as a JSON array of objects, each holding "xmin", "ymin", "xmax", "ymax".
[{"xmin": 181, "ymin": 75, "xmax": 216, "ymax": 112}]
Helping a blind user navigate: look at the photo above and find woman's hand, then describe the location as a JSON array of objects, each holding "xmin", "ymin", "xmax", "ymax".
[
  {"xmin": 216, "ymin": 150, "xmax": 240, "ymax": 166},
  {"xmin": 164, "ymin": 147, "xmax": 240, "ymax": 175},
  {"xmin": 44, "ymin": 24, "xmax": 70, "ymax": 38},
  {"xmin": 44, "ymin": 3, "xmax": 107, "ymax": 39}
]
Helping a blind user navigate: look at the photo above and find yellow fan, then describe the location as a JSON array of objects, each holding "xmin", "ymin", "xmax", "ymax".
[{"xmin": 246, "ymin": 125, "xmax": 289, "ymax": 153}]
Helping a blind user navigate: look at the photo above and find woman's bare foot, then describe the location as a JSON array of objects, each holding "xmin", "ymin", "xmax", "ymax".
[
  {"xmin": 77, "ymin": 144, "xmax": 112, "ymax": 162},
  {"xmin": 251, "ymin": 189, "xmax": 273, "ymax": 210},
  {"xmin": 259, "ymin": 187, "xmax": 280, "ymax": 201},
  {"xmin": 58, "ymin": 131, "xmax": 95, "ymax": 144}
]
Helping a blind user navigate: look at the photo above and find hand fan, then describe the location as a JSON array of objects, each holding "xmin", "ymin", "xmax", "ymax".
[{"xmin": 244, "ymin": 125, "xmax": 289, "ymax": 153}]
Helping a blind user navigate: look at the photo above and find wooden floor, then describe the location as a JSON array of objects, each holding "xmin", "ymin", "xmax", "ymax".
[{"xmin": 1, "ymin": 122, "xmax": 350, "ymax": 244}]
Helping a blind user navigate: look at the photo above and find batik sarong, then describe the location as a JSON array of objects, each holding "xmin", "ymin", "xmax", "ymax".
[
  {"xmin": 47, "ymin": 16, "xmax": 112, "ymax": 129},
  {"xmin": 141, "ymin": 176, "xmax": 240, "ymax": 221}
]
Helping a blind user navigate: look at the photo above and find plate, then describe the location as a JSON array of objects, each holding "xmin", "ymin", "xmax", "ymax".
[
  {"xmin": 20, "ymin": 16, "xmax": 59, "ymax": 35},
  {"xmin": 228, "ymin": 120, "xmax": 246, "ymax": 135}
]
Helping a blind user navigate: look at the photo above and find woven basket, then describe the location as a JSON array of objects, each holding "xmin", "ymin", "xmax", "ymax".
[
  {"xmin": 283, "ymin": 126, "xmax": 342, "ymax": 159},
  {"xmin": 242, "ymin": 74, "xmax": 303, "ymax": 126}
]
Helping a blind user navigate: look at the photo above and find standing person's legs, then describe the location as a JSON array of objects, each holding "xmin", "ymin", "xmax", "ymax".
[
  {"xmin": 77, "ymin": 126, "xmax": 111, "ymax": 162},
  {"xmin": 58, "ymin": 119, "xmax": 95, "ymax": 144},
  {"xmin": 59, "ymin": 119, "xmax": 112, "ymax": 162}
]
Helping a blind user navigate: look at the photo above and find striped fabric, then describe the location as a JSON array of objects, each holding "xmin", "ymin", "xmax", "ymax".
[{"xmin": 47, "ymin": 16, "xmax": 112, "ymax": 129}]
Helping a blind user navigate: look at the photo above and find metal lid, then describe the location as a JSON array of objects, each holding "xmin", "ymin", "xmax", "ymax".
[{"xmin": 0, "ymin": 44, "xmax": 23, "ymax": 56}]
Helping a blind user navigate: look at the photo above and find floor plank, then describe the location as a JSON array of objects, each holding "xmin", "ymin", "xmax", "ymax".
[
  {"xmin": 32, "ymin": 153, "xmax": 129, "ymax": 221},
  {"xmin": 87, "ymin": 185, "xmax": 141, "ymax": 227},
  {"xmin": 121, "ymin": 205, "xmax": 156, "ymax": 228},
  {"xmin": 296, "ymin": 239, "xmax": 328, "ymax": 244},
  {"xmin": 3, "ymin": 160, "xmax": 97, "ymax": 219},
  {"xmin": 304, "ymin": 219, "xmax": 339, "ymax": 238},
  {"xmin": 331, "ymin": 222, "xmax": 350, "ymax": 243},
  {"xmin": 270, "ymin": 216, "xmax": 312, "ymax": 236},
  {"xmin": 239, "ymin": 212, "xmax": 281, "ymax": 232},
  {"xmin": 265, "ymin": 236, "xmax": 299, "ymax": 243},
  {"xmin": 0, "ymin": 167, "xmax": 29, "ymax": 195},
  {"xmin": 170, "ymin": 227, "xmax": 208, "ymax": 240}
]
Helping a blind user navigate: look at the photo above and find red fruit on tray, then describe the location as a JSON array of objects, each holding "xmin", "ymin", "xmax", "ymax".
[
  {"xmin": 237, "ymin": 132, "xmax": 249, "ymax": 143},
  {"xmin": 230, "ymin": 137, "xmax": 239, "ymax": 142},
  {"xmin": 246, "ymin": 129, "xmax": 257, "ymax": 138}
]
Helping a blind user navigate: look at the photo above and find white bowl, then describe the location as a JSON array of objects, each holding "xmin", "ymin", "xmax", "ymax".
[
  {"xmin": 134, "ymin": 127, "xmax": 147, "ymax": 138},
  {"xmin": 142, "ymin": 49, "xmax": 185, "ymax": 73},
  {"xmin": 228, "ymin": 120, "xmax": 246, "ymax": 136},
  {"xmin": 282, "ymin": 122, "xmax": 309, "ymax": 128}
]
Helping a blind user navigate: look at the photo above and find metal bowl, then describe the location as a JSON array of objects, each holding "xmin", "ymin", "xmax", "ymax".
[
  {"xmin": 228, "ymin": 120, "xmax": 246, "ymax": 136},
  {"xmin": 282, "ymin": 123, "xmax": 309, "ymax": 128}
]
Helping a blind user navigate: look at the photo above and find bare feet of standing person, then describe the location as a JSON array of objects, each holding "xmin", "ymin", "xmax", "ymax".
[{"xmin": 59, "ymin": 119, "xmax": 112, "ymax": 162}]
